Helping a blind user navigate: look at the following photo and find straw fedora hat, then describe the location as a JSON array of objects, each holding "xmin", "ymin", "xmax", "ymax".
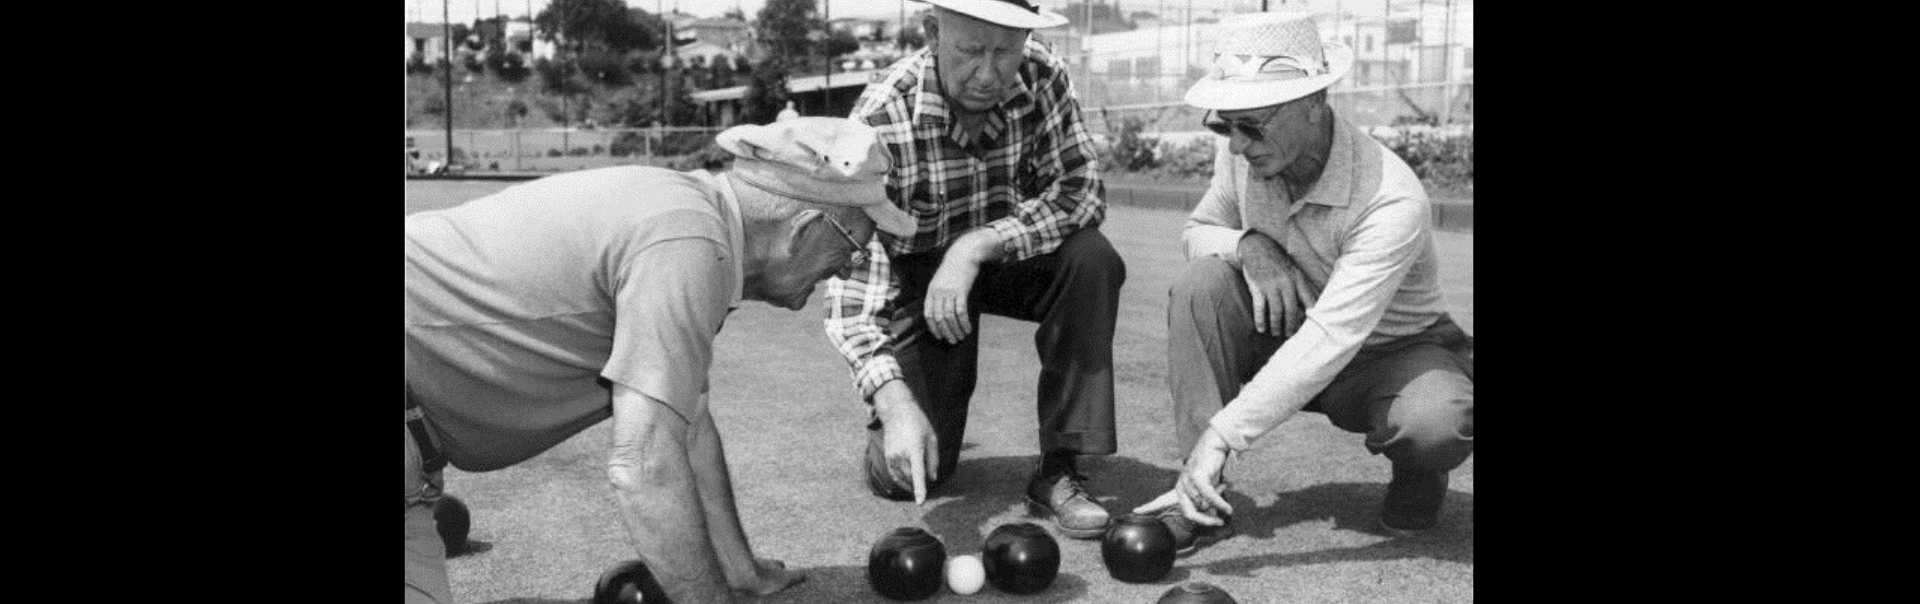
[
  {"xmin": 1184, "ymin": 11, "xmax": 1353, "ymax": 111},
  {"xmin": 914, "ymin": 0, "xmax": 1069, "ymax": 30}
]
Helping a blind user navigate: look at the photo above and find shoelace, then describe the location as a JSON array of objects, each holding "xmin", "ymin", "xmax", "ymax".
[{"xmin": 1054, "ymin": 473, "xmax": 1093, "ymax": 503}]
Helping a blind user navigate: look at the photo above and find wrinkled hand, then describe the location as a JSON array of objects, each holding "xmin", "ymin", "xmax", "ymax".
[
  {"xmin": 922, "ymin": 253, "xmax": 981, "ymax": 345},
  {"xmin": 1237, "ymin": 232, "xmax": 1301, "ymax": 338},
  {"xmin": 1131, "ymin": 428, "xmax": 1235, "ymax": 526},
  {"xmin": 730, "ymin": 557, "xmax": 806, "ymax": 597},
  {"xmin": 875, "ymin": 381, "xmax": 939, "ymax": 504}
]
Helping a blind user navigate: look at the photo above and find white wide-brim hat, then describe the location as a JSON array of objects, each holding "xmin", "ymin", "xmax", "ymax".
[
  {"xmin": 914, "ymin": 0, "xmax": 1069, "ymax": 30},
  {"xmin": 1185, "ymin": 11, "xmax": 1353, "ymax": 111}
]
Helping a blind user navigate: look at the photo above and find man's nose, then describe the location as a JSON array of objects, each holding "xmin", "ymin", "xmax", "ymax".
[{"xmin": 1228, "ymin": 131, "xmax": 1252, "ymax": 156}]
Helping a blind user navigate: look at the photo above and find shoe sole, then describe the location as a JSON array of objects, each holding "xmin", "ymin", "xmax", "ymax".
[
  {"xmin": 1025, "ymin": 497, "xmax": 1108, "ymax": 540},
  {"xmin": 1376, "ymin": 516, "xmax": 1437, "ymax": 537}
]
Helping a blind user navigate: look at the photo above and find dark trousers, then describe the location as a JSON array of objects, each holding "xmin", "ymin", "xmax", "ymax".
[
  {"xmin": 864, "ymin": 227, "xmax": 1126, "ymax": 498},
  {"xmin": 1166, "ymin": 257, "xmax": 1474, "ymax": 472}
]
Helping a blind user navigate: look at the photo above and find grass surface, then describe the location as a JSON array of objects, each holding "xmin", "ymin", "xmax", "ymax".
[{"xmin": 406, "ymin": 180, "xmax": 1473, "ymax": 603}]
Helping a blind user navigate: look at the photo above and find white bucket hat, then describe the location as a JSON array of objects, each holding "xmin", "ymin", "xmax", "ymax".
[
  {"xmin": 1184, "ymin": 11, "xmax": 1353, "ymax": 111},
  {"xmin": 715, "ymin": 117, "xmax": 918, "ymax": 238},
  {"xmin": 914, "ymin": 0, "xmax": 1069, "ymax": 30}
]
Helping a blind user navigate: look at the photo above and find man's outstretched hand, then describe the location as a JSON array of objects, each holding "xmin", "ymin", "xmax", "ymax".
[
  {"xmin": 874, "ymin": 381, "xmax": 939, "ymax": 504},
  {"xmin": 731, "ymin": 557, "xmax": 806, "ymax": 597},
  {"xmin": 1132, "ymin": 427, "xmax": 1235, "ymax": 525}
]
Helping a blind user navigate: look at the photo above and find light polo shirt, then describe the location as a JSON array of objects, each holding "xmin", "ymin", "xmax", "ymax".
[
  {"xmin": 1182, "ymin": 113, "xmax": 1448, "ymax": 451},
  {"xmin": 404, "ymin": 166, "xmax": 744, "ymax": 471}
]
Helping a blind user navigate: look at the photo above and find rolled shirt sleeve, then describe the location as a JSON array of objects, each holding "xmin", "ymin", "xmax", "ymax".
[
  {"xmin": 601, "ymin": 237, "xmax": 734, "ymax": 425},
  {"xmin": 824, "ymin": 238, "xmax": 906, "ymax": 401},
  {"xmin": 1206, "ymin": 192, "xmax": 1433, "ymax": 450},
  {"xmin": 1183, "ymin": 141, "xmax": 1251, "ymax": 260}
]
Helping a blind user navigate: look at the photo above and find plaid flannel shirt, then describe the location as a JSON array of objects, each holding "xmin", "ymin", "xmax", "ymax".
[{"xmin": 824, "ymin": 42, "xmax": 1106, "ymax": 401}]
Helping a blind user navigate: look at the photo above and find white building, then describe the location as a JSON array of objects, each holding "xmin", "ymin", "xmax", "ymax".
[
  {"xmin": 1319, "ymin": 1, "xmax": 1472, "ymax": 88},
  {"xmin": 504, "ymin": 18, "xmax": 558, "ymax": 62},
  {"xmin": 406, "ymin": 23, "xmax": 448, "ymax": 64},
  {"xmin": 1070, "ymin": 2, "xmax": 1471, "ymax": 104}
]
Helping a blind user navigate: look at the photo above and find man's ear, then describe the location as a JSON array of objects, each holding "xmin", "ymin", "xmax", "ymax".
[
  {"xmin": 921, "ymin": 14, "xmax": 939, "ymax": 47},
  {"xmin": 790, "ymin": 208, "xmax": 824, "ymax": 229}
]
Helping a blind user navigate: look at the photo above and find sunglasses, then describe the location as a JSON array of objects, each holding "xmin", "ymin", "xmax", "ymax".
[
  {"xmin": 818, "ymin": 211, "xmax": 870, "ymax": 278},
  {"xmin": 1201, "ymin": 106, "xmax": 1285, "ymax": 141}
]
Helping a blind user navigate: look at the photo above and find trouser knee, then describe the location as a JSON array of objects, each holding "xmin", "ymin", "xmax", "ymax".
[
  {"xmin": 1374, "ymin": 395, "xmax": 1474, "ymax": 472},
  {"xmin": 1169, "ymin": 257, "xmax": 1243, "ymax": 314},
  {"xmin": 1057, "ymin": 229, "xmax": 1127, "ymax": 293}
]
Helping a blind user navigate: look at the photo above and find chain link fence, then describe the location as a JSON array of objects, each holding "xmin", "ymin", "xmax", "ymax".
[{"xmin": 405, "ymin": 126, "xmax": 726, "ymax": 175}]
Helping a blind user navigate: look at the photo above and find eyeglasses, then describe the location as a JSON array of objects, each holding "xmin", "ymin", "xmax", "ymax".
[
  {"xmin": 819, "ymin": 212, "xmax": 870, "ymax": 277},
  {"xmin": 1202, "ymin": 106, "xmax": 1284, "ymax": 141}
]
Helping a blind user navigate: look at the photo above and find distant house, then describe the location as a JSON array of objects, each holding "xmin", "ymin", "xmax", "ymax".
[
  {"xmin": 504, "ymin": 18, "xmax": 557, "ymax": 62},
  {"xmin": 829, "ymin": 17, "xmax": 892, "ymax": 41},
  {"xmin": 687, "ymin": 17, "xmax": 753, "ymax": 54},
  {"xmin": 406, "ymin": 22, "xmax": 447, "ymax": 64},
  {"xmin": 675, "ymin": 40, "xmax": 740, "ymax": 71}
]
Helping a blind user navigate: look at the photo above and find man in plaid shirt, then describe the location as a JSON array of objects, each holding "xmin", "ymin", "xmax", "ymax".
[{"xmin": 823, "ymin": 0, "xmax": 1124, "ymax": 539}]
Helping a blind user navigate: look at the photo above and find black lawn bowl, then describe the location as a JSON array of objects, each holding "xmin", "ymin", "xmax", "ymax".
[
  {"xmin": 866, "ymin": 527, "xmax": 948, "ymax": 601},
  {"xmin": 1156, "ymin": 581, "xmax": 1238, "ymax": 604},
  {"xmin": 593, "ymin": 559, "xmax": 671, "ymax": 604},
  {"xmin": 432, "ymin": 495, "xmax": 471, "ymax": 555},
  {"xmin": 1101, "ymin": 513, "xmax": 1176, "ymax": 583},
  {"xmin": 982, "ymin": 522, "xmax": 1061, "ymax": 595}
]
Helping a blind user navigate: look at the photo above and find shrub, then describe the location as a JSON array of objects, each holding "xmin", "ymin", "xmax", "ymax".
[
  {"xmin": 407, "ymin": 52, "xmax": 433, "ymax": 74},
  {"xmin": 1146, "ymin": 137, "xmax": 1215, "ymax": 182},
  {"xmin": 658, "ymin": 131, "xmax": 711, "ymax": 156},
  {"xmin": 666, "ymin": 143, "xmax": 735, "ymax": 172},
  {"xmin": 489, "ymin": 52, "xmax": 531, "ymax": 83},
  {"xmin": 610, "ymin": 131, "xmax": 645, "ymax": 157},
  {"xmin": 547, "ymin": 148, "xmax": 563, "ymax": 157},
  {"xmin": 1376, "ymin": 129, "xmax": 1473, "ymax": 192},
  {"xmin": 1105, "ymin": 117, "xmax": 1160, "ymax": 172},
  {"xmin": 568, "ymin": 146, "xmax": 590, "ymax": 157},
  {"xmin": 577, "ymin": 49, "xmax": 632, "ymax": 87}
]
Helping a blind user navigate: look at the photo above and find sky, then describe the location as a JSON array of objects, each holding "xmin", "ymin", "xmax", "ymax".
[{"xmin": 401, "ymin": 0, "xmax": 1420, "ymax": 24}]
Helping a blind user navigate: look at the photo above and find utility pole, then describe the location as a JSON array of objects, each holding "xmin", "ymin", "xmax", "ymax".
[
  {"xmin": 1084, "ymin": 0, "xmax": 1093, "ymax": 108},
  {"xmin": 444, "ymin": 0, "xmax": 454, "ymax": 167},
  {"xmin": 660, "ymin": 0, "xmax": 672, "ymax": 136},
  {"xmin": 1441, "ymin": 0, "xmax": 1453, "ymax": 125},
  {"xmin": 825, "ymin": 0, "xmax": 832, "ymax": 116}
]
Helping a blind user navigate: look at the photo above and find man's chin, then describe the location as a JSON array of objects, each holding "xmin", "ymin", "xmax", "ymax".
[{"xmin": 783, "ymin": 287, "xmax": 815, "ymax": 310}]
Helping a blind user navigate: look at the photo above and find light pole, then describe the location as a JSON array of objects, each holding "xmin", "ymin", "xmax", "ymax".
[
  {"xmin": 443, "ymin": 0, "xmax": 454, "ymax": 168},
  {"xmin": 824, "ymin": 0, "xmax": 832, "ymax": 117},
  {"xmin": 660, "ymin": 0, "xmax": 670, "ymax": 128}
]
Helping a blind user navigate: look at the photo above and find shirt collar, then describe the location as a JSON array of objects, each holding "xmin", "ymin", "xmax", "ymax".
[
  {"xmin": 909, "ymin": 50, "xmax": 1036, "ymax": 148},
  {"xmin": 1294, "ymin": 113, "xmax": 1359, "ymax": 208},
  {"xmin": 702, "ymin": 170, "xmax": 747, "ymax": 310}
]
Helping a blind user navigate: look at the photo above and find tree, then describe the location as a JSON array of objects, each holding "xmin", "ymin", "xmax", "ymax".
[
  {"xmin": 488, "ymin": 51, "xmax": 532, "ymax": 83},
  {"xmin": 536, "ymin": 0, "xmax": 659, "ymax": 56},
  {"xmin": 823, "ymin": 30, "xmax": 860, "ymax": 60},
  {"xmin": 708, "ymin": 55, "xmax": 735, "ymax": 89},
  {"xmin": 742, "ymin": 58, "xmax": 792, "ymax": 125},
  {"xmin": 898, "ymin": 26, "xmax": 925, "ymax": 50},
  {"xmin": 755, "ymin": 0, "xmax": 818, "ymax": 62},
  {"xmin": 577, "ymin": 48, "xmax": 633, "ymax": 86}
]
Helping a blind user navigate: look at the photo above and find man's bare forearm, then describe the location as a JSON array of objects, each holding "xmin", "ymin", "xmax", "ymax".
[
  {"xmin": 688, "ymin": 406, "xmax": 761, "ymax": 587},
  {"xmin": 608, "ymin": 390, "xmax": 735, "ymax": 602}
]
